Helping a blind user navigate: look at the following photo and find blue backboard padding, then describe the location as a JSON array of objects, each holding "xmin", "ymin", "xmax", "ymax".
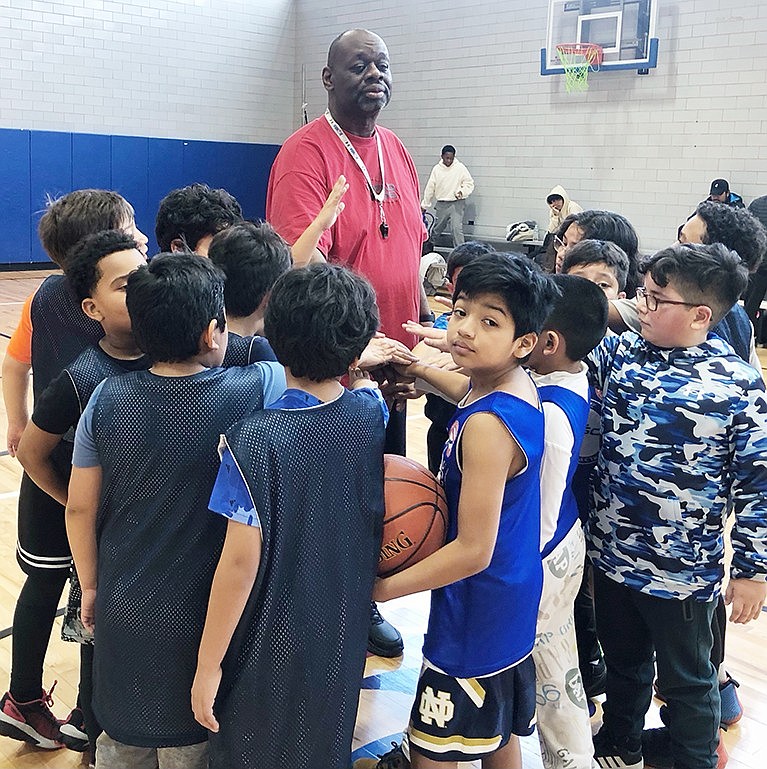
[
  {"xmin": 0, "ymin": 128, "xmax": 280, "ymax": 264},
  {"xmin": 0, "ymin": 129, "xmax": 32, "ymax": 265}
]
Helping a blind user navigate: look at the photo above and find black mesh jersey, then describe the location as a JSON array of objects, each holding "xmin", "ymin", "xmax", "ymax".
[
  {"xmin": 33, "ymin": 345, "xmax": 151, "ymax": 438},
  {"xmin": 223, "ymin": 331, "xmax": 277, "ymax": 367},
  {"xmin": 30, "ymin": 275, "xmax": 104, "ymax": 402},
  {"xmin": 210, "ymin": 389, "xmax": 385, "ymax": 769},
  {"xmin": 89, "ymin": 364, "xmax": 283, "ymax": 748}
]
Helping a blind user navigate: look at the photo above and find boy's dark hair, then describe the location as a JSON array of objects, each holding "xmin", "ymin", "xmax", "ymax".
[
  {"xmin": 554, "ymin": 213, "xmax": 579, "ymax": 241},
  {"xmin": 66, "ymin": 230, "xmax": 140, "ymax": 302},
  {"xmin": 265, "ymin": 264, "xmax": 378, "ymax": 381},
  {"xmin": 545, "ymin": 274, "xmax": 609, "ymax": 362},
  {"xmin": 446, "ymin": 240, "xmax": 495, "ymax": 281},
  {"xmin": 126, "ymin": 253, "xmax": 226, "ymax": 363},
  {"xmin": 694, "ymin": 201, "xmax": 766, "ymax": 273},
  {"xmin": 208, "ymin": 221, "xmax": 292, "ymax": 318},
  {"xmin": 38, "ymin": 189, "xmax": 134, "ymax": 269},
  {"xmin": 560, "ymin": 239, "xmax": 630, "ymax": 291},
  {"xmin": 441, "ymin": 144, "xmax": 456, "ymax": 155},
  {"xmin": 155, "ymin": 184, "xmax": 243, "ymax": 252},
  {"xmin": 640, "ymin": 243, "xmax": 749, "ymax": 325},
  {"xmin": 572, "ymin": 210, "xmax": 640, "ymax": 297},
  {"xmin": 453, "ymin": 252, "xmax": 559, "ymax": 336}
]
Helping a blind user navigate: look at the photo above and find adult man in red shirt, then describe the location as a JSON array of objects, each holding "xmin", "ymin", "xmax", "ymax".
[{"xmin": 267, "ymin": 28, "xmax": 428, "ymax": 658}]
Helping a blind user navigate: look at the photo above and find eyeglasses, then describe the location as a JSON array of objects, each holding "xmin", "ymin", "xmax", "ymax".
[
  {"xmin": 554, "ymin": 236, "xmax": 566, "ymax": 252},
  {"xmin": 635, "ymin": 285, "xmax": 703, "ymax": 312}
]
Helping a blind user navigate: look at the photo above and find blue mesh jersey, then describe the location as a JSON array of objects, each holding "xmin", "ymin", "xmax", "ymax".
[
  {"xmin": 72, "ymin": 362, "xmax": 285, "ymax": 748},
  {"xmin": 588, "ymin": 331, "xmax": 767, "ymax": 601},
  {"xmin": 206, "ymin": 387, "xmax": 387, "ymax": 769},
  {"xmin": 423, "ymin": 389, "xmax": 545, "ymax": 678},
  {"xmin": 223, "ymin": 331, "xmax": 278, "ymax": 367}
]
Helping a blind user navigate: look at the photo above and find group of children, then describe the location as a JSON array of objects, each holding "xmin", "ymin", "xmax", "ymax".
[
  {"xmin": 358, "ymin": 203, "xmax": 767, "ymax": 769},
  {"xmin": 0, "ymin": 180, "xmax": 764, "ymax": 769}
]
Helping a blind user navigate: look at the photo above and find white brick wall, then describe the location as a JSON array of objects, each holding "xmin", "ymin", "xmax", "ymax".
[
  {"xmin": 2, "ymin": 1, "xmax": 765, "ymax": 250},
  {"xmin": 0, "ymin": 0, "xmax": 296, "ymax": 144},
  {"xmin": 295, "ymin": 0, "xmax": 767, "ymax": 250}
]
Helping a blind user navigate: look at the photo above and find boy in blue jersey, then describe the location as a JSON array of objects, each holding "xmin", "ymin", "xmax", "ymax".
[
  {"xmin": 588, "ymin": 243, "xmax": 767, "ymax": 769},
  {"xmin": 525, "ymin": 274, "xmax": 608, "ymax": 769},
  {"xmin": 191, "ymin": 264, "xmax": 387, "ymax": 769},
  {"xmin": 65, "ymin": 254, "xmax": 285, "ymax": 769},
  {"xmin": 15, "ymin": 230, "xmax": 149, "ymax": 758},
  {"xmin": 362, "ymin": 253, "xmax": 558, "ymax": 768}
]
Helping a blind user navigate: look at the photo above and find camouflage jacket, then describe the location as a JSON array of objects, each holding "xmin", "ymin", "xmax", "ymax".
[{"xmin": 587, "ymin": 331, "xmax": 767, "ymax": 600}]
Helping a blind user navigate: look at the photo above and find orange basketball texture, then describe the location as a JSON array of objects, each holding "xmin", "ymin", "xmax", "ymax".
[{"xmin": 379, "ymin": 454, "xmax": 448, "ymax": 577}]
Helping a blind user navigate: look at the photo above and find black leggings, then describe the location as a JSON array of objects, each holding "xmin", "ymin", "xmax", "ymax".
[{"xmin": 10, "ymin": 570, "xmax": 68, "ymax": 701}]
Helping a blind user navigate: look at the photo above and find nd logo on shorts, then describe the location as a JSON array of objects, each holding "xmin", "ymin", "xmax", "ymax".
[{"xmin": 419, "ymin": 686, "xmax": 455, "ymax": 728}]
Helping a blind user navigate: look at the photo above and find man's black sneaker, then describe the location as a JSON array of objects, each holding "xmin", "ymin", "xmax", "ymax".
[{"xmin": 368, "ymin": 602, "xmax": 404, "ymax": 657}]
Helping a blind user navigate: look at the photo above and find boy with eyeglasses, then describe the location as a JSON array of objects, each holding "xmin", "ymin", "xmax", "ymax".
[{"xmin": 587, "ymin": 242, "xmax": 767, "ymax": 769}]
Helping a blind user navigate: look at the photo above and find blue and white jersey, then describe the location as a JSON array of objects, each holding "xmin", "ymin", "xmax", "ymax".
[
  {"xmin": 530, "ymin": 367, "xmax": 590, "ymax": 558},
  {"xmin": 587, "ymin": 331, "xmax": 767, "ymax": 601},
  {"xmin": 424, "ymin": 389, "xmax": 544, "ymax": 678}
]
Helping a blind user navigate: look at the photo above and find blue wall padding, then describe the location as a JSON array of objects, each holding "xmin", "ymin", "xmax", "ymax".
[
  {"xmin": 0, "ymin": 129, "xmax": 32, "ymax": 264},
  {"xmin": 0, "ymin": 128, "xmax": 280, "ymax": 264}
]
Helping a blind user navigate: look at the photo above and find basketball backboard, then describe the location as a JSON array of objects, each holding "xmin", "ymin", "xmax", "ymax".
[{"xmin": 541, "ymin": 0, "xmax": 659, "ymax": 75}]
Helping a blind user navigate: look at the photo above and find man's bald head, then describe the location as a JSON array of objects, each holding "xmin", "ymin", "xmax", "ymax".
[{"xmin": 327, "ymin": 29, "xmax": 386, "ymax": 66}]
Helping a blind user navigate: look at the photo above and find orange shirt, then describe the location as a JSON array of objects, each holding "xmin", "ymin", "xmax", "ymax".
[{"xmin": 6, "ymin": 292, "xmax": 35, "ymax": 365}]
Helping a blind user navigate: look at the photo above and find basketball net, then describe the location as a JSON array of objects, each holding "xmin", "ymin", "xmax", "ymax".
[{"xmin": 555, "ymin": 44, "xmax": 603, "ymax": 92}]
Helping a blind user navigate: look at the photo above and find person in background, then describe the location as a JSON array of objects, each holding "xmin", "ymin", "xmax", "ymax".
[
  {"xmin": 707, "ymin": 179, "xmax": 744, "ymax": 208},
  {"xmin": 421, "ymin": 145, "xmax": 475, "ymax": 246},
  {"xmin": 546, "ymin": 186, "xmax": 583, "ymax": 234}
]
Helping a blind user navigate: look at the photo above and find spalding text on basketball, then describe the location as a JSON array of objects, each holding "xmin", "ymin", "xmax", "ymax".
[{"xmin": 380, "ymin": 531, "xmax": 414, "ymax": 563}]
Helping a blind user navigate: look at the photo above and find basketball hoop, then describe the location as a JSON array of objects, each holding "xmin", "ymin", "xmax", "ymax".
[{"xmin": 555, "ymin": 43, "xmax": 603, "ymax": 92}]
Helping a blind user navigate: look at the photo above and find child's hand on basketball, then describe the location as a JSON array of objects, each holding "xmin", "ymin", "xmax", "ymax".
[
  {"xmin": 725, "ymin": 577, "xmax": 767, "ymax": 624},
  {"xmin": 81, "ymin": 588, "xmax": 97, "ymax": 633},
  {"xmin": 402, "ymin": 322, "xmax": 450, "ymax": 353},
  {"xmin": 191, "ymin": 665, "xmax": 222, "ymax": 732}
]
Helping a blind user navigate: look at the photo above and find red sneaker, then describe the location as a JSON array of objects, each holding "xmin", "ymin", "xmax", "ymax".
[{"xmin": 0, "ymin": 682, "xmax": 63, "ymax": 749}]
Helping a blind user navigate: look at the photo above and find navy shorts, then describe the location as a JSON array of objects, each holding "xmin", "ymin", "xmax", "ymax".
[{"xmin": 406, "ymin": 656, "xmax": 536, "ymax": 762}]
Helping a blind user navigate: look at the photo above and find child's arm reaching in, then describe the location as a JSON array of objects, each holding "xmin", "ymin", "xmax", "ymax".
[
  {"xmin": 192, "ymin": 520, "xmax": 261, "ymax": 732},
  {"xmin": 290, "ymin": 176, "xmax": 349, "ymax": 267}
]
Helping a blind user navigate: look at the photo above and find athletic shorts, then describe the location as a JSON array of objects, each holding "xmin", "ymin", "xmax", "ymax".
[
  {"xmin": 406, "ymin": 656, "xmax": 536, "ymax": 762},
  {"xmin": 16, "ymin": 442, "xmax": 73, "ymax": 575}
]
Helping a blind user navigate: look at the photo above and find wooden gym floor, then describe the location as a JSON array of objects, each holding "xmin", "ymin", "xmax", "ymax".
[{"xmin": 0, "ymin": 271, "xmax": 765, "ymax": 768}]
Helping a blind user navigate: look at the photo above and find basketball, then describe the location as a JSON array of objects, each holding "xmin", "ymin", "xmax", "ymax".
[{"xmin": 378, "ymin": 454, "xmax": 449, "ymax": 577}]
